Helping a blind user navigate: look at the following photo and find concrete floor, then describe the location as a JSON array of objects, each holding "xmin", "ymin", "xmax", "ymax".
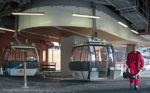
[{"xmin": 0, "ymin": 76, "xmax": 150, "ymax": 93}]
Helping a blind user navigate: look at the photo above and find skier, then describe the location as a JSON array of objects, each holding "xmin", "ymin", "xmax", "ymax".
[{"xmin": 126, "ymin": 44, "xmax": 144, "ymax": 90}]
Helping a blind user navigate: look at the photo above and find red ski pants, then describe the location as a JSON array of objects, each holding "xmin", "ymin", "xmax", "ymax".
[{"xmin": 129, "ymin": 75, "xmax": 139, "ymax": 86}]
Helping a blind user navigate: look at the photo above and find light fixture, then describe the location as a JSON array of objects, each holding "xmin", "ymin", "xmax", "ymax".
[
  {"xmin": 72, "ymin": 13, "xmax": 100, "ymax": 19},
  {"xmin": 12, "ymin": 12, "xmax": 45, "ymax": 16},
  {"xmin": 117, "ymin": 21, "xmax": 128, "ymax": 28},
  {"xmin": 131, "ymin": 30, "xmax": 138, "ymax": 34},
  {"xmin": 0, "ymin": 27, "xmax": 15, "ymax": 32}
]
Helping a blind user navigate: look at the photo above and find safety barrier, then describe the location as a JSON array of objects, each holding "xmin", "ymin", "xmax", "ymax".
[
  {"xmin": 0, "ymin": 62, "xmax": 29, "ymax": 88},
  {"xmin": 0, "ymin": 64, "xmax": 23, "ymax": 74},
  {"xmin": 4, "ymin": 61, "xmax": 39, "ymax": 69}
]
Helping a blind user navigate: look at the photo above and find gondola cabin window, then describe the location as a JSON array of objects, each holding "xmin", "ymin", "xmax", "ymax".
[
  {"xmin": 71, "ymin": 47, "xmax": 82, "ymax": 62},
  {"xmin": 5, "ymin": 48, "xmax": 37, "ymax": 62},
  {"xmin": 89, "ymin": 46, "xmax": 96, "ymax": 68},
  {"xmin": 107, "ymin": 46, "xmax": 114, "ymax": 65},
  {"xmin": 89, "ymin": 46, "xmax": 95, "ymax": 61},
  {"xmin": 80, "ymin": 46, "xmax": 90, "ymax": 62},
  {"xmin": 94, "ymin": 46, "xmax": 108, "ymax": 62},
  {"xmin": 71, "ymin": 46, "xmax": 90, "ymax": 62}
]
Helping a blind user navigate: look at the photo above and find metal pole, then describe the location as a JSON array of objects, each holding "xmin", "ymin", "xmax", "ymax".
[
  {"xmin": 13, "ymin": 15, "xmax": 22, "ymax": 45},
  {"xmin": 91, "ymin": 2, "xmax": 97, "ymax": 40},
  {"xmin": 23, "ymin": 62, "xmax": 29, "ymax": 88}
]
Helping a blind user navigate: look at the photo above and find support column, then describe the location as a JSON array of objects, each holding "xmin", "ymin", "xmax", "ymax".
[{"xmin": 61, "ymin": 36, "xmax": 86, "ymax": 78}]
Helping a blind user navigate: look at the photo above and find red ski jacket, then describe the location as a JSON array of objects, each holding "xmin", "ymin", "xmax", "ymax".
[{"xmin": 126, "ymin": 51, "xmax": 144, "ymax": 72}]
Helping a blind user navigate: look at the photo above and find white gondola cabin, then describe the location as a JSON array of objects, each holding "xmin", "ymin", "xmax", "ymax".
[{"xmin": 3, "ymin": 45, "xmax": 39, "ymax": 76}]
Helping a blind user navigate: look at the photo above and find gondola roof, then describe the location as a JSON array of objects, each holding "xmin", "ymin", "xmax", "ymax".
[
  {"xmin": 74, "ymin": 41, "xmax": 106, "ymax": 47},
  {"xmin": 10, "ymin": 45, "xmax": 36, "ymax": 49}
]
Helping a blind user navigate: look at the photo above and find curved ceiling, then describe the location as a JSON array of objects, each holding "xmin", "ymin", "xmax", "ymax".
[{"xmin": 19, "ymin": 26, "xmax": 142, "ymax": 45}]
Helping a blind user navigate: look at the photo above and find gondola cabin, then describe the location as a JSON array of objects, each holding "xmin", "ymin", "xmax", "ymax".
[
  {"xmin": 69, "ymin": 41, "xmax": 115, "ymax": 80},
  {"xmin": 3, "ymin": 45, "xmax": 39, "ymax": 76}
]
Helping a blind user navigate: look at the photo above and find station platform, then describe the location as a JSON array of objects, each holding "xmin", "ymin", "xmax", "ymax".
[{"xmin": 0, "ymin": 74, "xmax": 150, "ymax": 93}]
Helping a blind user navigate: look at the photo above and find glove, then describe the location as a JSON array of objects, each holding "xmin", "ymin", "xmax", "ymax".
[{"xmin": 141, "ymin": 67, "xmax": 144, "ymax": 71}]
